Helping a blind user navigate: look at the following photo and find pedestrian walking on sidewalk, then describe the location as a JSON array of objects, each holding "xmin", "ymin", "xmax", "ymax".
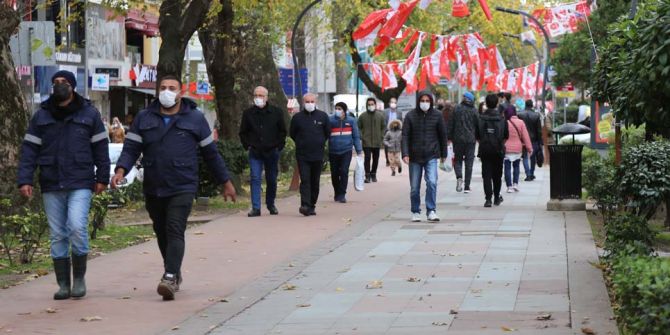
[
  {"xmin": 497, "ymin": 92, "xmax": 512, "ymax": 115},
  {"xmin": 476, "ymin": 94, "xmax": 509, "ymax": 208},
  {"xmin": 383, "ymin": 119, "xmax": 403, "ymax": 176},
  {"xmin": 448, "ymin": 91, "xmax": 479, "ymax": 194},
  {"xmin": 383, "ymin": 96, "xmax": 403, "ymax": 172},
  {"xmin": 18, "ymin": 70, "xmax": 110, "ymax": 300},
  {"xmin": 358, "ymin": 97, "xmax": 385, "ymax": 183},
  {"xmin": 517, "ymin": 99, "xmax": 543, "ymax": 181},
  {"xmin": 239, "ymin": 86, "xmax": 287, "ymax": 217},
  {"xmin": 290, "ymin": 93, "xmax": 331, "ymax": 216},
  {"xmin": 402, "ymin": 90, "xmax": 448, "ymax": 223},
  {"xmin": 328, "ymin": 102, "xmax": 362, "ymax": 203},
  {"xmin": 111, "ymin": 75, "xmax": 236, "ymax": 301},
  {"xmin": 503, "ymin": 105, "xmax": 533, "ymax": 194}
]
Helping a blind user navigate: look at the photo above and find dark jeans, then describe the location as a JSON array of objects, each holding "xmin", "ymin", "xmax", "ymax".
[
  {"xmin": 329, "ymin": 151, "xmax": 352, "ymax": 201},
  {"xmin": 481, "ymin": 156, "xmax": 504, "ymax": 201},
  {"xmin": 249, "ymin": 149, "xmax": 280, "ymax": 210},
  {"xmin": 298, "ymin": 159, "xmax": 322, "ymax": 209},
  {"xmin": 522, "ymin": 142, "xmax": 542, "ymax": 177},
  {"xmin": 504, "ymin": 158, "xmax": 521, "ymax": 187},
  {"xmin": 145, "ymin": 193, "xmax": 194, "ymax": 276},
  {"xmin": 453, "ymin": 142, "xmax": 476, "ymax": 188},
  {"xmin": 363, "ymin": 147, "xmax": 380, "ymax": 176}
]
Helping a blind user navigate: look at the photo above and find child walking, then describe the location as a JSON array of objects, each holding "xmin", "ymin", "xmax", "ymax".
[{"xmin": 383, "ymin": 120, "xmax": 403, "ymax": 176}]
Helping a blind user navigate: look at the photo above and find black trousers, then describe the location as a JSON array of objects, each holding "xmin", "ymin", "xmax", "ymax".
[
  {"xmin": 480, "ymin": 156, "xmax": 504, "ymax": 201},
  {"xmin": 298, "ymin": 159, "xmax": 322, "ymax": 209},
  {"xmin": 329, "ymin": 151, "xmax": 352, "ymax": 201},
  {"xmin": 363, "ymin": 147, "xmax": 380, "ymax": 176},
  {"xmin": 145, "ymin": 193, "xmax": 194, "ymax": 275},
  {"xmin": 453, "ymin": 143, "xmax": 476, "ymax": 188}
]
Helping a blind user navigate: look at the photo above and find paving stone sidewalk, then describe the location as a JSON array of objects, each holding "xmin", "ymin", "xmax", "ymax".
[{"xmin": 198, "ymin": 165, "xmax": 618, "ymax": 335}]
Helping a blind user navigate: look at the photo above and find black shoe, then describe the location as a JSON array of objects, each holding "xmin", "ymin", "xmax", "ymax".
[
  {"xmin": 53, "ymin": 258, "xmax": 71, "ymax": 300},
  {"xmin": 484, "ymin": 200, "xmax": 492, "ymax": 207},
  {"xmin": 392, "ymin": 171, "xmax": 396, "ymax": 176},
  {"xmin": 299, "ymin": 206, "xmax": 311, "ymax": 216},
  {"xmin": 364, "ymin": 174, "xmax": 371, "ymax": 183},
  {"xmin": 371, "ymin": 174, "xmax": 377, "ymax": 182},
  {"xmin": 267, "ymin": 205, "xmax": 279, "ymax": 215},
  {"xmin": 338, "ymin": 198, "xmax": 347, "ymax": 203},
  {"xmin": 398, "ymin": 166, "xmax": 402, "ymax": 173},
  {"xmin": 71, "ymin": 254, "xmax": 87, "ymax": 298},
  {"xmin": 494, "ymin": 196, "xmax": 504, "ymax": 206},
  {"xmin": 309, "ymin": 208, "xmax": 316, "ymax": 216},
  {"xmin": 524, "ymin": 176, "xmax": 532, "ymax": 181},
  {"xmin": 531, "ymin": 175, "xmax": 536, "ymax": 180},
  {"xmin": 247, "ymin": 208, "xmax": 261, "ymax": 217}
]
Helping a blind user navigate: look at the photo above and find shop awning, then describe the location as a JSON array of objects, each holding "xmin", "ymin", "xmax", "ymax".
[{"xmin": 129, "ymin": 87, "xmax": 156, "ymax": 96}]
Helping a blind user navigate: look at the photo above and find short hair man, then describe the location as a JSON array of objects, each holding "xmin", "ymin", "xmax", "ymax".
[
  {"xmin": 111, "ymin": 75, "xmax": 236, "ymax": 301},
  {"xmin": 477, "ymin": 94, "xmax": 509, "ymax": 207},
  {"xmin": 18, "ymin": 70, "xmax": 110, "ymax": 300},
  {"xmin": 239, "ymin": 86, "xmax": 287, "ymax": 217},
  {"xmin": 289, "ymin": 93, "xmax": 331, "ymax": 216}
]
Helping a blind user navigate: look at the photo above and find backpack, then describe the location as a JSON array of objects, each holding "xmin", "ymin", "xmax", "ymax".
[{"xmin": 479, "ymin": 117, "xmax": 505, "ymax": 157}]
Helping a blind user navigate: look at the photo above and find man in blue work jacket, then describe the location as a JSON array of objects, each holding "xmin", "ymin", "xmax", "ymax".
[
  {"xmin": 17, "ymin": 70, "xmax": 110, "ymax": 300},
  {"xmin": 111, "ymin": 75, "xmax": 236, "ymax": 301}
]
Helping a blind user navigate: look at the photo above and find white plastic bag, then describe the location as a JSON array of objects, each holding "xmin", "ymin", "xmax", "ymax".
[
  {"xmin": 354, "ymin": 155, "xmax": 365, "ymax": 191},
  {"xmin": 440, "ymin": 144, "xmax": 454, "ymax": 172}
]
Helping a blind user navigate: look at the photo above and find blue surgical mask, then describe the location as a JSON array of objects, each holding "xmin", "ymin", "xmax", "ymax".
[{"xmin": 334, "ymin": 109, "xmax": 343, "ymax": 118}]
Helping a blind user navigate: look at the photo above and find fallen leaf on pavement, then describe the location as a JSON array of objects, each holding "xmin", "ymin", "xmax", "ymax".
[
  {"xmin": 407, "ymin": 277, "xmax": 421, "ymax": 282},
  {"xmin": 366, "ymin": 280, "xmax": 383, "ymax": 289},
  {"xmin": 335, "ymin": 287, "xmax": 344, "ymax": 292},
  {"xmin": 193, "ymin": 231, "xmax": 205, "ymax": 235},
  {"xmin": 288, "ymin": 263, "xmax": 295, "ymax": 267},
  {"xmin": 171, "ymin": 326, "xmax": 179, "ymax": 330},
  {"xmin": 536, "ymin": 313, "xmax": 552, "ymax": 321},
  {"xmin": 296, "ymin": 303, "xmax": 311, "ymax": 308},
  {"xmin": 337, "ymin": 267, "xmax": 350, "ymax": 273},
  {"xmin": 45, "ymin": 308, "xmax": 57, "ymax": 314},
  {"xmin": 80, "ymin": 316, "xmax": 103, "ymax": 322},
  {"xmin": 119, "ymin": 296, "xmax": 131, "ymax": 300},
  {"xmin": 581, "ymin": 327, "xmax": 596, "ymax": 334},
  {"xmin": 220, "ymin": 299, "xmax": 229, "ymax": 303},
  {"xmin": 36, "ymin": 269, "xmax": 49, "ymax": 276},
  {"xmin": 432, "ymin": 322, "xmax": 449, "ymax": 326},
  {"xmin": 501, "ymin": 326, "xmax": 517, "ymax": 331},
  {"xmin": 449, "ymin": 309, "xmax": 458, "ymax": 315},
  {"xmin": 17, "ymin": 312, "xmax": 30, "ymax": 316},
  {"xmin": 282, "ymin": 284, "xmax": 297, "ymax": 291}
]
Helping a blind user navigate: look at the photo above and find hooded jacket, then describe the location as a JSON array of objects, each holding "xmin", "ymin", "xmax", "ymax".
[
  {"xmin": 383, "ymin": 120, "xmax": 403, "ymax": 152},
  {"xmin": 476, "ymin": 108, "xmax": 509, "ymax": 158},
  {"xmin": 401, "ymin": 91, "xmax": 448, "ymax": 163},
  {"xmin": 17, "ymin": 94, "xmax": 110, "ymax": 192},
  {"xmin": 448, "ymin": 100, "xmax": 479, "ymax": 144},
  {"xmin": 116, "ymin": 98, "xmax": 230, "ymax": 197}
]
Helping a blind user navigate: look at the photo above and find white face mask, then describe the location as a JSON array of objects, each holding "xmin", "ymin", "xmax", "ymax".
[
  {"xmin": 254, "ymin": 98, "xmax": 266, "ymax": 108},
  {"xmin": 304, "ymin": 103, "xmax": 316, "ymax": 112},
  {"xmin": 419, "ymin": 102, "xmax": 430, "ymax": 112},
  {"xmin": 367, "ymin": 105, "xmax": 375, "ymax": 112},
  {"xmin": 389, "ymin": 102, "xmax": 397, "ymax": 109},
  {"xmin": 334, "ymin": 109, "xmax": 343, "ymax": 118},
  {"xmin": 159, "ymin": 89, "xmax": 178, "ymax": 108}
]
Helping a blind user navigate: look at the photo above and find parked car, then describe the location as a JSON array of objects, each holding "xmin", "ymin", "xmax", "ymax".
[{"xmin": 108, "ymin": 143, "xmax": 142, "ymax": 187}]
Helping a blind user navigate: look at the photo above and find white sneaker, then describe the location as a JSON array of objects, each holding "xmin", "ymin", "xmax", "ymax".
[
  {"xmin": 506, "ymin": 187, "xmax": 514, "ymax": 193},
  {"xmin": 427, "ymin": 211, "xmax": 440, "ymax": 222},
  {"xmin": 513, "ymin": 183, "xmax": 519, "ymax": 192},
  {"xmin": 411, "ymin": 213, "xmax": 422, "ymax": 222},
  {"xmin": 456, "ymin": 179, "xmax": 463, "ymax": 192}
]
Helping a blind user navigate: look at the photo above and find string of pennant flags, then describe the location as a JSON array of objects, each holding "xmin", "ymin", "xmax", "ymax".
[{"xmin": 353, "ymin": 0, "xmax": 594, "ymax": 98}]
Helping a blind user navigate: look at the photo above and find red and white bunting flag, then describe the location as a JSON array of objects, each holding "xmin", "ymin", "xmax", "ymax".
[
  {"xmin": 452, "ymin": 0, "xmax": 470, "ymax": 17},
  {"xmin": 439, "ymin": 37, "xmax": 451, "ymax": 79},
  {"xmin": 382, "ymin": 63, "xmax": 399, "ymax": 90},
  {"xmin": 375, "ymin": 0, "xmax": 419, "ymax": 55},
  {"xmin": 402, "ymin": 32, "xmax": 426, "ymax": 93},
  {"xmin": 352, "ymin": 8, "xmax": 391, "ymax": 41}
]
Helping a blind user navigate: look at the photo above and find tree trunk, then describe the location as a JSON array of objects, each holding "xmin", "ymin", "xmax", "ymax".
[
  {"xmin": 0, "ymin": 4, "xmax": 29, "ymax": 197},
  {"xmin": 199, "ymin": 0, "xmax": 287, "ymax": 141},
  {"xmin": 157, "ymin": 0, "xmax": 211, "ymax": 83}
]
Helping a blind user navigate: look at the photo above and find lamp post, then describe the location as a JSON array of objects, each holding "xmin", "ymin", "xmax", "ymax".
[
  {"xmin": 495, "ymin": 7, "xmax": 551, "ymax": 117},
  {"xmin": 291, "ymin": 0, "xmax": 323, "ymax": 107},
  {"xmin": 502, "ymin": 33, "xmax": 542, "ymax": 105}
]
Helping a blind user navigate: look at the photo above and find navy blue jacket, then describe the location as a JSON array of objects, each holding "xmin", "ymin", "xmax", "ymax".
[
  {"xmin": 17, "ymin": 95, "xmax": 110, "ymax": 192},
  {"xmin": 328, "ymin": 114, "xmax": 362, "ymax": 155},
  {"xmin": 289, "ymin": 109, "xmax": 330, "ymax": 161},
  {"xmin": 116, "ymin": 99, "xmax": 230, "ymax": 197}
]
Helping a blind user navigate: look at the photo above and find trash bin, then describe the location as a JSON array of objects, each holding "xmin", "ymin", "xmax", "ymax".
[{"xmin": 549, "ymin": 123, "xmax": 591, "ymax": 200}]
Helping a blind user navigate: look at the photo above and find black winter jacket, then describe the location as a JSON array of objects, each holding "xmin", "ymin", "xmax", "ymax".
[
  {"xmin": 516, "ymin": 108, "xmax": 543, "ymax": 144},
  {"xmin": 476, "ymin": 108, "xmax": 509, "ymax": 158},
  {"xmin": 448, "ymin": 100, "xmax": 479, "ymax": 144},
  {"xmin": 289, "ymin": 109, "xmax": 331, "ymax": 161},
  {"xmin": 401, "ymin": 91, "xmax": 448, "ymax": 163},
  {"xmin": 239, "ymin": 104, "xmax": 287, "ymax": 153}
]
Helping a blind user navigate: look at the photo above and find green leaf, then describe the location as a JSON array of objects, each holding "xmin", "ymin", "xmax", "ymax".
[{"xmin": 30, "ymin": 38, "xmax": 43, "ymax": 52}]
